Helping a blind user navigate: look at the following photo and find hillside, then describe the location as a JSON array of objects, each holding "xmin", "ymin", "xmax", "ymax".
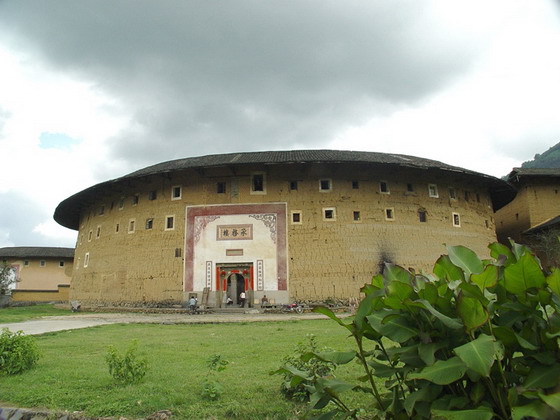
[{"xmin": 521, "ymin": 141, "xmax": 560, "ymax": 168}]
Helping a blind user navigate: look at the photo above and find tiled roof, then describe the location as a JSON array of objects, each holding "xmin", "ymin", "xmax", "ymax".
[
  {"xmin": 54, "ymin": 149, "xmax": 516, "ymax": 230},
  {"xmin": 0, "ymin": 247, "xmax": 75, "ymax": 259},
  {"xmin": 523, "ymin": 215, "xmax": 560, "ymax": 234},
  {"xmin": 508, "ymin": 167, "xmax": 560, "ymax": 182}
]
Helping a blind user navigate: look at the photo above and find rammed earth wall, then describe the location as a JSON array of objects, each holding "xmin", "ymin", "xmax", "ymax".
[{"xmin": 66, "ymin": 160, "xmax": 500, "ymax": 307}]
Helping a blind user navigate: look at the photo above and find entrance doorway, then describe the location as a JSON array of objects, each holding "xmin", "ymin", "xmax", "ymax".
[
  {"xmin": 226, "ymin": 273, "xmax": 245, "ymax": 305},
  {"xmin": 216, "ymin": 263, "xmax": 254, "ymax": 307}
]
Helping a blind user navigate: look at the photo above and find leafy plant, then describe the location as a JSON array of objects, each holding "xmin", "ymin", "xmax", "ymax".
[
  {"xmin": 0, "ymin": 262, "xmax": 18, "ymax": 295},
  {"xmin": 0, "ymin": 328, "xmax": 40, "ymax": 375},
  {"xmin": 273, "ymin": 334, "xmax": 337, "ymax": 402},
  {"xmin": 295, "ymin": 241, "xmax": 560, "ymax": 419},
  {"xmin": 105, "ymin": 340, "xmax": 148, "ymax": 384},
  {"xmin": 201, "ymin": 354, "xmax": 229, "ymax": 401}
]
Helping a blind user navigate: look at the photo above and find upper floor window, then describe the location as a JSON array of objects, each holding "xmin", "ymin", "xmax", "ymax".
[
  {"xmin": 251, "ymin": 173, "xmax": 266, "ymax": 194},
  {"xmin": 40, "ymin": 260, "xmax": 46, "ymax": 267},
  {"xmin": 352, "ymin": 180, "xmax": 359, "ymax": 189},
  {"xmin": 98, "ymin": 205, "xmax": 105, "ymax": 215},
  {"xmin": 290, "ymin": 180, "xmax": 298, "ymax": 191},
  {"xmin": 119, "ymin": 198, "xmax": 125, "ymax": 210},
  {"xmin": 166, "ymin": 215, "xmax": 175, "ymax": 230},
  {"xmin": 291, "ymin": 211, "xmax": 302, "ymax": 224},
  {"xmin": 353, "ymin": 211, "xmax": 361, "ymax": 221},
  {"xmin": 428, "ymin": 184, "xmax": 439, "ymax": 198},
  {"xmin": 379, "ymin": 181, "xmax": 390, "ymax": 194},
  {"xmin": 418, "ymin": 209, "xmax": 427, "ymax": 223},
  {"xmin": 407, "ymin": 183, "xmax": 414, "ymax": 192},
  {"xmin": 217, "ymin": 182, "xmax": 226, "ymax": 194},
  {"xmin": 319, "ymin": 179, "xmax": 332, "ymax": 192},
  {"xmin": 59, "ymin": 261, "xmax": 65, "ymax": 268},
  {"xmin": 23, "ymin": 260, "xmax": 30, "ymax": 267},
  {"xmin": 171, "ymin": 185, "xmax": 182, "ymax": 200},
  {"xmin": 146, "ymin": 218, "xmax": 154, "ymax": 230},
  {"xmin": 385, "ymin": 208, "xmax": 395, "ymax": 220},
  {"xmin": 449, "ymin": 188, "xmax": 457, "ymax": 200},
  {"xmin": 96, "ymin": 225, "xmax": 101, "ymax": 239},
  {"xmin": 132, "ymin": 194, "xmax": 139, "ymax": 205},
  {"xmin": 323, "ymin": 207, "xmax": 336, "ymax": 221},
  {"xmin": 128, "ymin": 219, "xmax": 136, "ymax": 233},
  {"xmin": 148, "ymin": 190, "xmax": 157, "ymax": 201}
]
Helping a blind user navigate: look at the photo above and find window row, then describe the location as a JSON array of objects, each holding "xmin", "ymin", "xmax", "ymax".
[
  {"xmin": 86, "ymin": 215, "xmax": 175, "ymax": 241},
  {"xmin": 19, "ymin": 260, "xmax": 66, "ymax": 268},
  {"xmin": 290, "ymin": 208, "xmax": 466, "ymax": 227}
]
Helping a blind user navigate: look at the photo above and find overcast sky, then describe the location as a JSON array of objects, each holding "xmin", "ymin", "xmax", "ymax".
[{"xmin": 1, "ymin": 0, "xmax": 559, "ymax": 249}]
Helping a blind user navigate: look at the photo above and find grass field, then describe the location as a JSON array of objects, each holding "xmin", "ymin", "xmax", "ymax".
[
  {"xmin": 0, "ymin": 319, "xmax": 376, "ymax": 419},
  {"xmin": 0, "ymin": 304, "xmax": 71, "ymax": 323}
]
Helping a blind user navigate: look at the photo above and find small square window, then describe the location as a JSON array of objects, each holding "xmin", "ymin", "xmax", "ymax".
[
  {"xmin": 352, "ymin": 180, "xmax": 359, "ymax": 189},
  {"xmin": 128, "ymin": 219, "xmax": 136, "ymax": 233},
  {"xmin": 291, "ymin": 211, "xmax": 302, "ymax": 224},
  {"xmin": 452, "ymin": 212, "xmax": 461, "ymax": 227},
  {"xmin": 132, "ymin": 194, "xmax": 139, "ymax": 205},
  {"xmin": 379, "ymin": 181, "xmax": 390, "ymax": 194},
  {"xmin": 166, "ymin": 216, "xmax": 175, "ymax": 230},
  {"xmin": 23, "ymin": 260, "xmax": 29, "ymax": 267},
  {"xmin": 217, "ymin": 182, "xmax": 226, "ymax": 194},
  {"xmin": 319, "ymin": 179, "xmax": 332, "ymax": 192},
  {"xmin": 251, "ymin": 173, "xmax": 266, "ymax": 193},
  {"xmin": 418, "ymin": 210, "xmax": 427, "ymax": 223},
  {"xmin": 385, "ymin": 208, "xmax": 395, "ymax": 220},
  {"xmin": 449, "ymin": 188, "xmax": 457, "ymax": 200},
  {"xmin": 149, "ymin": 190, "xmax": 157, "ymax": 200},
  {"xmin": 407, "ymin": 183, "xmax": 414, "ymax": 192},
  {"xmin": 146, "ymin": 218, "xmax": 154, "ymax": 230},
  {"xmin": 290, "ymin": 180, "xmax": 298, "ymax": 191},
  {"xmin": 323, "ymin": 207, "xmax": 336, "ymax": 221},
  {"xmin": 428, "ymin": 184, "xmax": 439, "ymax": 198},
  {"xmin": 40, "ymin": 260, "xmax": 46, "ymax": 267},
  {"xmin": 353, "ymin": 211, "xmax": 361, "ymax": 221},
  {"xmin": 172, "ymin": 186, "xmax": 182, "ymax": 200},
  {"xmin": 59, "ymin": 261, "xmax": 65, "ymax": 268}
]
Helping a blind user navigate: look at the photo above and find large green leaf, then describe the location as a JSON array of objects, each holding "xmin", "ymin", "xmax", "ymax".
[
  {"xmin": 453, "ymin": 334, "xmax": 496, "ymax": 377},
  {"xmin": 522, "ymin": 364, "xmax": 560, "ymax": 390},
  {"xmin": 403, "ymin": 383, "xmax": 442, "ymax": 416},
  {"xmin": 385, "ymin": 281, "xmax": 414, "ymax": 309},
  {"xmin": 470, "ymin": 264, "xmax": 498, "ymax": 291},
  {"xmin": 419, "ymin": 342, "xmax": 443, "ymax": 366},
  {"xmin": 503, "ymin": 252, "xmax": 546, "ymax": 295},
  {"xmin": 547, "ymin": 268, "xmax": 560, "ymax": 296},
  {"xmin": 413, "ymin": 299, "xmax": 463, "ymax": 329},
  {"xmin": 434, "ymin": 255, "xmax": 465, "ymax": 282},
  {"xmin": 313, "ymin": 306, "xmax": 351, "ymax": 330},
  {"xmin": 431, "ymin": 406, "xmax": 494, "ymax": 420},
  {"xmin": 384, "ymin": 263, "xmax": 413, "ymax": 285},
  {"xmin": 366, "ymin": 312, "xmax": 418, "ymax": 343},
  {"xmin": 511, "ymin": 402, "xmax": 548, "ymax": 420},
  {"xmin": 488, "ymin": 242, "xmax": 516, "ymax": 266},
  {"xmin": 456, "ymin": 295, "xmax": 488, "ymax": 332},
  {"xmin": 408, "ymin": 356, "xmax": 467, "ymax": 385},
  {"xmin": 447, "ymin": 245, "xmax": 484, "ymax": 277},
  {"xmin": 538, "ymin": 391, "xmax": 560, "ymax": 411}
]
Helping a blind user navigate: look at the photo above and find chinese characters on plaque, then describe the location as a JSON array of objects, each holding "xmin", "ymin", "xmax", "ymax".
[{"xmin": 216, "ymin": 224, "xmax": 253, "ymax": 240}]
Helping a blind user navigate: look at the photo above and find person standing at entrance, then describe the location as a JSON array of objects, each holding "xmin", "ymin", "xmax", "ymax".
[{"xmin": 239, "ymin": 291, "xmax": 246, "ymax": 308}]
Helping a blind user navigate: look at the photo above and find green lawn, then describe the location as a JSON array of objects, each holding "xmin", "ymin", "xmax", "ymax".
[
  {"xmin": 0, "ymin": 320, "xmax": 377, "ymax": 419},
  {"xmin": 0, "ymin": 304, "xmax": 71, "ymax": 323}
]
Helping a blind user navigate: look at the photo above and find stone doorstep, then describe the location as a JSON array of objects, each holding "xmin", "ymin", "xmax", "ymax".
[{"xmin": 0, "ymin": 407, "xmax": 172, "ymax": 420}]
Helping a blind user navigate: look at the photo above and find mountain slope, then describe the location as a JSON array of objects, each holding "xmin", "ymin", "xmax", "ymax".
[{"xmin": 521, "ymin": 141, "xmax": 560, "ymax": 168}]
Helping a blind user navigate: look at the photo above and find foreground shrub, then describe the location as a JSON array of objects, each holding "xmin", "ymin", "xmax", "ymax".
[
  {"xmin": 273, "ymin": 334, "xmax": 336, "ymax": 402},
  {"xmin": 0, "ymin": 328, "xmax": 40, "ymax": 375},
  {"xmin": 201, "ymin": 354, "xmax": 229, "ymax": 401},
  {"xmin": 105, "ymin": 340, "xmax": 148, "ymax": 384},
  {"xmin": 295, "ymin": 241, "xmax": 560, "ymax": 419}
]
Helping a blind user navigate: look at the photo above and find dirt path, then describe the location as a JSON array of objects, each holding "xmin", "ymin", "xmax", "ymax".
[{"xmin": 0, "ymin": 311, "xmax": 345, "ymax": 335}]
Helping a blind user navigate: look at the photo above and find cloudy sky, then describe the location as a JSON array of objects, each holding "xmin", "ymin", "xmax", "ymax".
[{"xmin": 1, "ymin": 0, "xmax": 559, "ymax": 249}]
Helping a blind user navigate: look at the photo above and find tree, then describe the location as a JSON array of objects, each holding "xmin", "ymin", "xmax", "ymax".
[{"xmin": 0, "ymin": 261, "xmax": 18, "ymax": 295}]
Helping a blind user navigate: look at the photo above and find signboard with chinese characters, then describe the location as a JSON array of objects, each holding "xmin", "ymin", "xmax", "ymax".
[{"xmin": 216, "ymin": 224, "xmax": 253, "ymax": 240}]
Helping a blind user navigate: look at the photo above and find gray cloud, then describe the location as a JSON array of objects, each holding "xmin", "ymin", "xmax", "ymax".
[
  {"xmin": 0, "ymin": 192, "xmax": 54, "ymax": 247},
  {"xmin": 0, "ymin": 1, "xmax": 479, "ymax": 168}
]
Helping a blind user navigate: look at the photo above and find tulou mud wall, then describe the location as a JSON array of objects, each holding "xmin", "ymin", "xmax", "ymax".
[{"xmin": 70, "ymin": 162, "xmax": 498, "ymax": 307}]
